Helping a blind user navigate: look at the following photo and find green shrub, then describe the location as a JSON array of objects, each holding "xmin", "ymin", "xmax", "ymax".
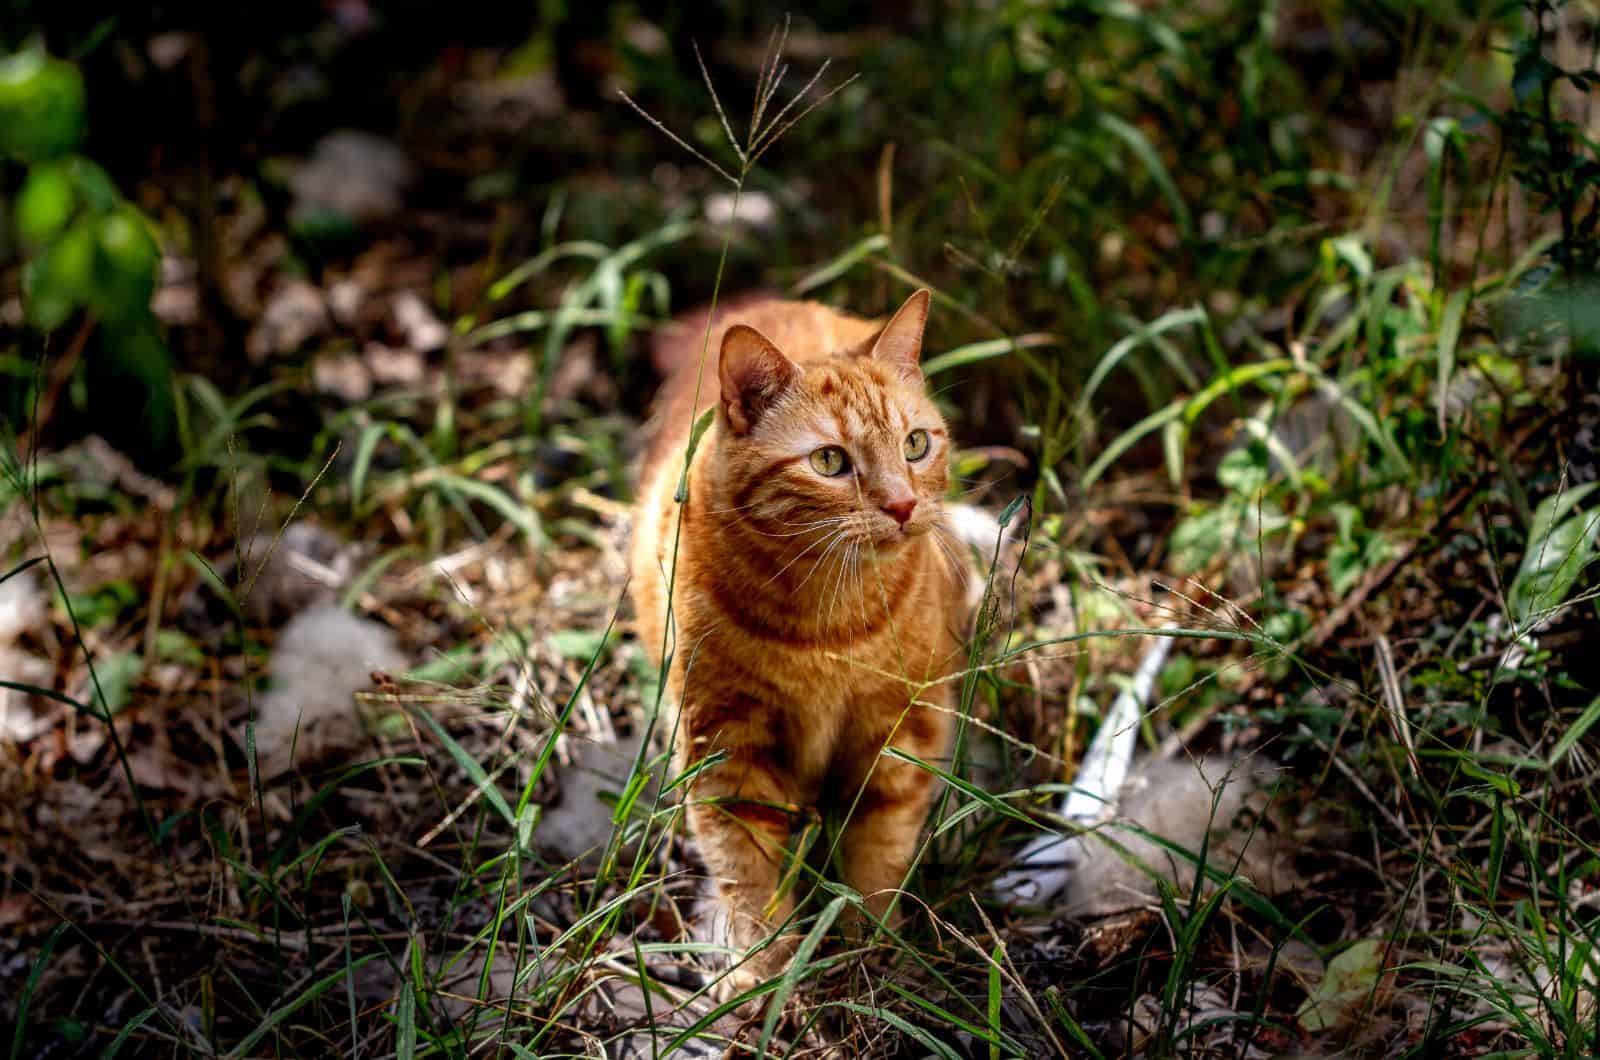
[{"xmin": 2, "ymin": 45, "xmax": 174, "ymax": 458}]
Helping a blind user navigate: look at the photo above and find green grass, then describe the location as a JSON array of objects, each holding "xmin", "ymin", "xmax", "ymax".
[{"xmin": 3, "ymin": 0, "xmax": 1599, "ymax": 1056}]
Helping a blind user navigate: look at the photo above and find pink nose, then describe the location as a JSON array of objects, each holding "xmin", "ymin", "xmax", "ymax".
[{"xmin": 882, "ymin": 497, "xmax": 917, "ymax": 525}]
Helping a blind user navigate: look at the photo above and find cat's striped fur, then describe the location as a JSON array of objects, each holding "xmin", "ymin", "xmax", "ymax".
[{"xmin": 629, "ymin": 291, "xmax": 968, "ymax": 991}]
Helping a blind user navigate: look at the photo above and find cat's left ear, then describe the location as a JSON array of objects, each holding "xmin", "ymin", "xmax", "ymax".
[
  {"xmin": 721, "ymin": 324, "xmax": 799, "ymax": 435},
  {"xmin": 866, "ymin": 289, "xmax": 931, "ymax": 379}
]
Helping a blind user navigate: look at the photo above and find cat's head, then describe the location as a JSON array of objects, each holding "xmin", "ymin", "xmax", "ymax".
[{"xmin": 713, "ymin": 290, "xmax": 949, "ymax": 549}]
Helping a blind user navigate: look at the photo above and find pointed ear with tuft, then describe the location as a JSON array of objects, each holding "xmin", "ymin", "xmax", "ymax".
[
  {"xmin": 720, "ymin": 324, "xmax": 799, "ymax": 435},
  {"xmin": 866, "ymin": 289, "xmax": 932, "ymax": 379}
]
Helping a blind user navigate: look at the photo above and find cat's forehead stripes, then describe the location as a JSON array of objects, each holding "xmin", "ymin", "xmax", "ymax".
[
  {"xmin": 746, "ymin": 358, "xmax": 922, "ymax": 457},
  {"xmin": 805, "ymin": 359, "xmax": 914, "ymax": 437}
]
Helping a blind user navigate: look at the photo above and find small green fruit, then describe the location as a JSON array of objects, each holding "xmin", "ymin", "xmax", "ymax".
[
  {"xmin": 67, "ymin": 156, "xmax": 118, "ymax": 212},
  {"xmin": 92, "ymin": 207, "xmax": 160, "ymax": 319},
  {"xmin": 0, "ymin": 50, "xmax": 87, "ymax": 161},
  {"xmin": 14, "ymin": 160, "xmax": 77, "ymax": 245},
  {"xmin": 25, "ymin": 218, "xmax": 96, "ymax": 329}
]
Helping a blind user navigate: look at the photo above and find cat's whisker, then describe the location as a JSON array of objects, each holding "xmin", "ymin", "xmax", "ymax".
[
  {"xmin": 826, "ymin": 531, "xmax": 860, "ymax": 617},
  {"xmin": 795, "ymin": 524, "xmax": 856, "ymax": 597},
  {"xmin": 773, "ymin": 515, "xmax": 850, "ymax": 532},
  {"xmin": 702, "ymin": 499, "xmax": 762, "ymax": 515},
  {"xmin": 763, "ymin": 525, "xmax": 850, "ymax": 587},
  {"xmin": 857, "ymin": 542, "xmax": 876, "ymax": 633},
  {"xmin": 777, "ymin": 513, "xmax": 845, "ymax": 527},
  {"xmin": 839, "ymin": 542, "xmax": 861, "ymax": 632},
  {"xmin": 816, "ymin": 541, "xmax": 848, "ymax": 624},
  {"xmin": 731, "ymin": 516, "xmax": 847, "ymax": 539},
  {"xmin": 930, "ymin": 525, "xmax": 967, "ymax": 578},
  {"xmin": 821, "ymin": 536, "xmax": 858, "ymax": 631},
  {"xmin": 835, "ymin": 538, "xmax": 864, "ymax": 634},
  {"xmin": 711, "ymin": 504, "xmax": 848, "ymax": 542}
]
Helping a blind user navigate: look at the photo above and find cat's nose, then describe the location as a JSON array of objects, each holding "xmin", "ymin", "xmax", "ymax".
[{"xmin": 882, "ymin": 497, "xmax": 917, "ymax": 525}]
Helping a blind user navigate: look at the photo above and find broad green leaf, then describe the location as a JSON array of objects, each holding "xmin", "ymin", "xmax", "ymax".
[
  {"xmin": 1217, "ymin": 444, "xmax": 1269, "ymax": 495},
  {"xmin": 1298, "ymin": 939, "xmax": 1384, "ymax": 1033},
  {"xmin": 1507, "ymin": 483, "xmax": 1599, "ymax": 628}
]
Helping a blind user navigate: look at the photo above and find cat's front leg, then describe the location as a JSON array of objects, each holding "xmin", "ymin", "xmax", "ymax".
[
  {"xmin": 681, "ymin": 739, "xmax": 801, "ymax": 994},
  {"xmin": 838, "ymin": 703, "xmax": 949, "ymax": 933}
]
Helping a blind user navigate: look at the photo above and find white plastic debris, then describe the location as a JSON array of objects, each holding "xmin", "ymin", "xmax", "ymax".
[{"xmin": 991, "ymin": 626, "xmax": 1175, "ymax": 904}]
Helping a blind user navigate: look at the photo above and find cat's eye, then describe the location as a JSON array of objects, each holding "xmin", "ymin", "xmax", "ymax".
[
  {"xmin": 810, "ymin": 445, "xmax": 851, "ymax": 477},
  {"xmin": 904, "ymin": 429, "xmax": 931, "ymax": 462}
]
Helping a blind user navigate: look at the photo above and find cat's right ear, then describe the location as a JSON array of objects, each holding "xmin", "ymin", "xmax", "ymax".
[
  {"xmin": 720, "ymin": 325, "xmax": 799, "ymax": 435},
  {"xmin": 866, "ymin": 289, "xmax": 931, "ymax": 379}
]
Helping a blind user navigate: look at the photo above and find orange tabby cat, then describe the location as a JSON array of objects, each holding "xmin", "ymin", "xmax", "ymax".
[{"xmin": 629, "ymin": 290, "xmax": 968, "ymax": 991}]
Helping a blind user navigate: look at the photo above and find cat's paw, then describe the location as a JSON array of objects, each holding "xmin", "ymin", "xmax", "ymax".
[{"xmin": 714, "ymin": 934, "xmax": 799, "ymax": 1018}]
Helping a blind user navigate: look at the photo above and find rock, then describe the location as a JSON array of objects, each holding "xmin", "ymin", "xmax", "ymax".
[
  {"xmin": 251, "ymin": 604, "xmax": 407, "ymax": 776},
  {"xmin": 536, "ymin": 733, "xmax": 646, "ymax": 864},
  {"xmin": 290, "ymin": 130, "xmax": 411, "ymax": 227},
  {"xmin": 1058, "ymin": 755, "xmax": 1301, "ymax": 918}
]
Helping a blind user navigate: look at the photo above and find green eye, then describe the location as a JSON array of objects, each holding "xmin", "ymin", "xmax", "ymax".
[
  {"xmin": 810, "ymin": 445, "xmax": 850, "ymax": 477},
  {"xmin": 904, "ymin": 429, "xmax": 930, "ymax": 461}
]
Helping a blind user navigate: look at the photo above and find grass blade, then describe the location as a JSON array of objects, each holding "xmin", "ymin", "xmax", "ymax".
[
  {"xmin": 1435, "ymin": 288, "xmax": 1469, "ymax": 435},
  {"xmin": 10, "ymin": 922, "xmax": 67, "ymax": 1060},
  {"xmin": 758, "ymin": 895, "xmax": 849, "ymax": 1052},
  {"xmin": 227, "ymin": 955, "xmax": 380, "ymax": 1058}
]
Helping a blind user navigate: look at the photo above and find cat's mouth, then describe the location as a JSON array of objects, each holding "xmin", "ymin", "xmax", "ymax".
[{"xmin": 866, "ymin": 519, "xmax": 933, "ymax": 547}]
